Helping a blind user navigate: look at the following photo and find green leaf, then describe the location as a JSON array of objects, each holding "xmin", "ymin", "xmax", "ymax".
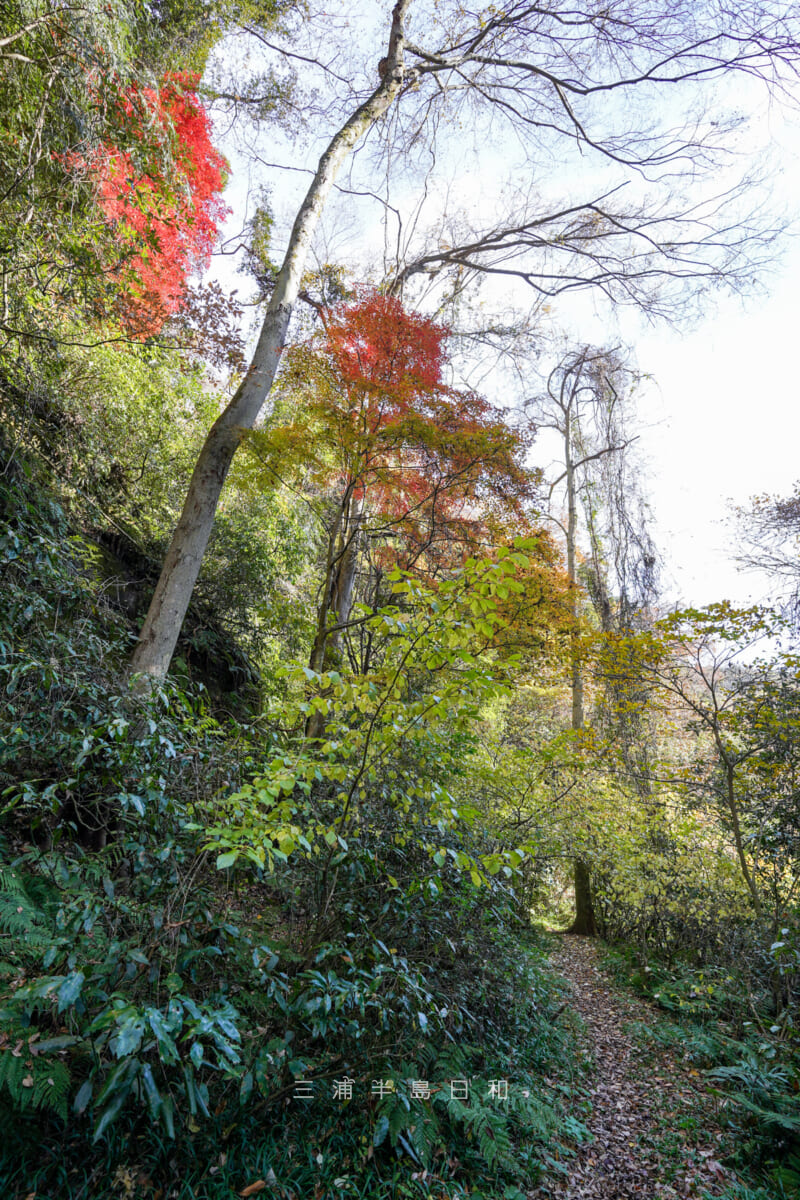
[
  {"xmin": 57, "ymin": 970, "xmax": 85, "ymax": 1012},
  {"xmin": 110, "ymin": 1015, "xmax": 144, "ymax": 1057},
  {"xmin": 74, "ymin": 1079, "xmax": 92, "ymax": 1115},
  {"xmin": 148, "ymin": 1009, "xmax": 179, "ymax": 1064},
  {"xmin": 140, "ymin": 1062, "xmax": 163, "ymax": 1119},
  {"xmin": 93, "ymin": 1059, "xmax": 139, "ymax": 1141}
]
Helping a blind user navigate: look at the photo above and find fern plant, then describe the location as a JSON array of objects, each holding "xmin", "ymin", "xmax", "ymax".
[
  {"xmin": 0, "ymin": 866, "xmax": 54, "ymax": 968},
  {"xmin": 441, "ymin": 1089, "xmax": 516, "ymax": 1171},
  {"xmin": 368, "ymin": 1042, "xmax": 566, "ymax": 1185},
  {"xmin": 709, "ymin": 1052, "xmax": 800, "ymax": 1134},
  {"xmin": 0, "ymin": 866, "xmax": 73, "ymax": 1120},
  {"xmin": 0, "ymin": 1042, "xmax": 71, "ymax": 1121}
]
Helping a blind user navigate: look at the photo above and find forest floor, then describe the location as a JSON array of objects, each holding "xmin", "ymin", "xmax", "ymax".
[{"xmin": 535, "ymin": 937, "xmax": 737, "ymax": 1200}]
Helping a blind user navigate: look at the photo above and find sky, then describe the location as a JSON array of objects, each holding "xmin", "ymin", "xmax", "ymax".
[
  {"xmin": 527, "ymin": 233, "xmax": 800, "ymax": 613},
  {"xmin": 208, "ymin": 7, "xmax": 800, "ymax": 617},
  {"xmin": 632, "ymin": 263, "xmax": 800, "ymax": 611}
]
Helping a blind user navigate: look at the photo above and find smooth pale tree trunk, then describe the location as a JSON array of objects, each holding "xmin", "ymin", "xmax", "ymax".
[
  {"xmin": 566, "ymin": 435, "xmax": 584, "ymax": 732},
  {"xmin": 129, "ymin": 0, "xmax": 414, "ymax": 686}
]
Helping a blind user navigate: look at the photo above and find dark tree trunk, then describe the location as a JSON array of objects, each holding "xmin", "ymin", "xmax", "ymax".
[{"xmin": 568, "ymin": 858, "xmax": 597, "ymax": 936}]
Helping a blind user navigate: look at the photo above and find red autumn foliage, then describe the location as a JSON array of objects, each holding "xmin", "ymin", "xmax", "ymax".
[
  {"xmin": 275, "ymin": 290, "xmax": 540, "ymax": 573},
  {"xmin": 323, "ymin": 290, "xmax": 446, "ymax": 393},
  {"xmin": 85, "ymin": 72, "xmax": 229, "ymax": 334}
]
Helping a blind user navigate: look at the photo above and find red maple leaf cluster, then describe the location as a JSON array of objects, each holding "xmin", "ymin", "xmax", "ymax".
[
  {"xmin": 88, "ymin": 72, "xmax": 229, "ymax": 334},
  {"xmin": 323, "ymin": 291, "xmax": 447, "ymax": 393},
  {"xmin": 280, "ymin": 290, "xmax": 537, "ymax": 573}
]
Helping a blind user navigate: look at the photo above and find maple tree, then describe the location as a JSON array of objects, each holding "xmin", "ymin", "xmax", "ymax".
[
  {"xmin": 85, "ymin": 71, "xmax": 229, "ymax": 335},
  {"xmin": 254, "ymin": 290, "xmax": 541, "ymax": 673}
]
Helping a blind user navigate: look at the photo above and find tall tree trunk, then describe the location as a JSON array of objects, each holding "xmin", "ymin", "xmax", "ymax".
[
  {"xmin": 308, "ymin": 496, "xmax": 363, "ymax": 675},
  {"xmin": 566, "ymin": 434, "xmax": 584, "ymax": 730},
  {"xmin": 326, "ymin": 498, "xmax": 363, "ymax": 666},
  {"xmin": 129, "ymin": 0, "xmax": 414, "ymax": 686},
  {"xmin": 563, "ymin": 407, "xmax": 597, "ymax": 936},
  {"xmin": 309, "ymin": 495, "xmax": 349, "ymax": 676},
  {"xmin": 570, "ymin": 858, "xmax": 598, "ymax": 936}
]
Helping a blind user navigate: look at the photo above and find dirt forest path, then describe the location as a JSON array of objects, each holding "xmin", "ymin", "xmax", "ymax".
[{"xmin": 536, "ymin": 937, "xmax": 734, "ymax": 1200}]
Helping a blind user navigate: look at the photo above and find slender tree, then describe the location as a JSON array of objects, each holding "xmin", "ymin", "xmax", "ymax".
[
  {"xmin": 607, "ymin": 605, "xmax": 800, "ymax": 922},
  {"xmin": 579, "ymin": 371, "xmax": 661, "ymax": 804},
  {"xmin": 129, "ymin": 0, "xmax": 415, "ymax": 683},
  {"xmin": 530, "ymin": 345, "xmax": 648, "ymax": 933}
]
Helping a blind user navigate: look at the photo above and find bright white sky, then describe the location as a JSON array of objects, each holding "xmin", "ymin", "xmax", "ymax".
[
  {"xmin": 209, "ymin": 7, "xmax": 800, "ymax": 616},
  {"xmin": 632, "ymin": 262, "xmax": 800, "ymax": 611}
]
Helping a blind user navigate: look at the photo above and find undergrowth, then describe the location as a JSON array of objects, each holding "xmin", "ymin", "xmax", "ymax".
[
  {"xmin": 0, "ymin": 461, "xmax": 585, "ymax": 1197},
  {"xmin": 602, "ymin": 944, "xmax": 800, "ymax": 1198}
]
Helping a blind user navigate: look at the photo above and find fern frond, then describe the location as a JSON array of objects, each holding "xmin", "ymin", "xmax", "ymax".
[
  {"xmin": 410, "ymin": 1112, "xmax": 439, "ymax": 1166},
  {"xmin": 0, "ymin": 1045, "xmax": 70, "ymax": 1121},
  {"xmin": 0, "ymin": 868, "xmax": 53, "ymax": 942},
  {"xmin": 441, "ymin": 1087, "xmax": 517, "ymax": 1172}
]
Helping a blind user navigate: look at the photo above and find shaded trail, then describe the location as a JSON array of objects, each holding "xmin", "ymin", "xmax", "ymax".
[{"xmin": 536, "ymin": 938, "xmax": 733, "ymax": 1200}]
